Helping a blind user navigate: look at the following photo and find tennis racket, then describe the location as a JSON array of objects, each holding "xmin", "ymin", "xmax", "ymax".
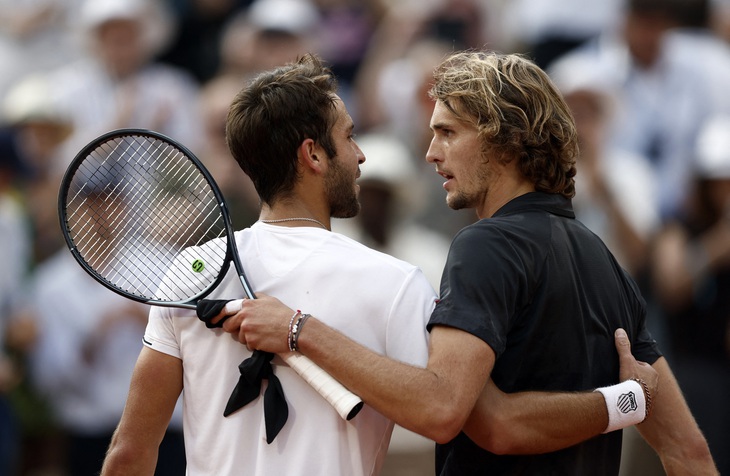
[{"xmin": 57, "ymin": 128, "xmax": 363, "ymax": 421}]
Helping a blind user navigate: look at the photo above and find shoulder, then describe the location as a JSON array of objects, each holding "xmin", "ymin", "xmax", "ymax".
[
  {"xmin": 327, "ymin": 232, "xmax": 414, "ymax": 269},
  {"xmin": 450, "ymin": 214, "xmax": 548, "ymax": 254},
  {"xmin": 329, "ymin": 230, "xmax": 424, "ymax": 274}
]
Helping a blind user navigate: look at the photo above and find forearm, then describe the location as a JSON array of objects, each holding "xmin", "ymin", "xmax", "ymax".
[
  {"xmin": 102, "ymin": 348, "xmax": 183, "ymax": 476},
  {"xmin": 297, "ymin": 318, "xmax": 492, "ymax": 442},
  {"xmin": 464, "ymin": 380, "xmax": 607, "ymax": 455},
  {"xmin": 465, "ymin": 328, "xmax": 658, "ymax": 455},
  {"xmin": 636, "ymin": 358, "xmax": 718, "ymax": 476},
  {"xmin": 101, "ymin": 433, "xmax": 158, "ymax": 476}
]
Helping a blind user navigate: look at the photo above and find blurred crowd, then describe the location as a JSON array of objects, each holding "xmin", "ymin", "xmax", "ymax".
[{"xmin": 0, "ymin": 0, "xmax": 729, "ymax": 475}]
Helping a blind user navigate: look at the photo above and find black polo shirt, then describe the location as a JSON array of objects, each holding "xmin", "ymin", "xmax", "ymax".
[{"xmin": 428, "ymin": 192, "xmax": 661, "ymax": 476}]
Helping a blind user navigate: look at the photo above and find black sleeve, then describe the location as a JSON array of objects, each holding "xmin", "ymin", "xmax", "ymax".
[{"xmin": 427, "ymin": 224, "xmax": 531, "ymax": 358}]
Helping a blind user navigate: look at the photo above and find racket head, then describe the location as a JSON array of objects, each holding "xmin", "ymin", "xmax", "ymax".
[{"xmin": 58, "ymin": 128, "xmax": 242, "ymax": 308}]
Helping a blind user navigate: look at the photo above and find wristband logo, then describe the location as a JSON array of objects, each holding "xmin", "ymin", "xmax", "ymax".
[{"xmin": 617, "ymin": 391, "xmax": 638, "ymax": 414}]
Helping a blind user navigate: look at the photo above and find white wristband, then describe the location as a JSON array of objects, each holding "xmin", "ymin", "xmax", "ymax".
[{"xmin": 594, "ymin": 379, "xmax": 646, "ymax": 433}]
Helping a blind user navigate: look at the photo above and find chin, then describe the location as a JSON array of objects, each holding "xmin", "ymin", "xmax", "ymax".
[
  {"xmin": 332, "ymin": 201, "xmax": 361, "ymax": 219},
  {"xmin": 447, "ymin": 193, "xmax": 470, "ymax": 211}
]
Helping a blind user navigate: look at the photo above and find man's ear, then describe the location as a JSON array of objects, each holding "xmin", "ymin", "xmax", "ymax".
[{"xmin": 298, "ymin": 138, "xmax": 325, "ymax": 174}]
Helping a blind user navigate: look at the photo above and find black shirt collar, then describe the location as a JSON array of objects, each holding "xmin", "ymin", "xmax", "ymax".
[{"xmin": 491, "ymin": 192, "xmax": 575, "ymax": 219}]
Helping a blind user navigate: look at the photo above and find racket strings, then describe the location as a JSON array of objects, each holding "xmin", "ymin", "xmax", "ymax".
[{"xmin": 63, "ymin": 134, "xmax": 230, "ymax": 302}]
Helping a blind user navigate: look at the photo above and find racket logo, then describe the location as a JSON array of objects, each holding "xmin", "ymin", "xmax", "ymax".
[{"xmin": 192, "ymin": 259, "xmax": 206, "ymax": 273}]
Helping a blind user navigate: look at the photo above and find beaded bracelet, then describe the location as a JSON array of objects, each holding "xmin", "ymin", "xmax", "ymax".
[
  {"xmin": 287, "ymin": 310, "xmax": 301, "ymax": 352},
  {"xmin": 631, "ymin": 377, "xmax": 653, "ymax": 419},
  {"xmin": 289, "ymin": 313, "xmax": 311, "ymax": 352}
]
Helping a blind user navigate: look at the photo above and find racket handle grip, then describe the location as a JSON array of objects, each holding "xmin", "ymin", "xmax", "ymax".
[{"xmin": 281, "ymin": 352, "xmax": 364, "ymax": 420}]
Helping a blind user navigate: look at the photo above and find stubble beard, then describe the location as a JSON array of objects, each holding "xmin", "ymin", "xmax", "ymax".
[
  {"xmin": 446, "ymin": 158, "xmax": 492, "ymax": 211},
  {"xmin": 326, "ymin": 159, "xmax": 361, "ymax": 219},
  {"xmin": 447, "ymin": 191, "xmax": 471, "ymax": 211}
]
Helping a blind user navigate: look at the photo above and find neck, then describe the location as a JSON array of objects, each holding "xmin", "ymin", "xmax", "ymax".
[
  {"xmin": 259, "ymin": 204, "xmax": 331, "ymax": 230},
  {"xmin": 477, "ymin": 171, "xmax": 535, "ymax": 219}
]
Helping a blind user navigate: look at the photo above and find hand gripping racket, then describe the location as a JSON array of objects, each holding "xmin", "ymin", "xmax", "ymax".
[{"xmin": 57, "ymin": 128, "xmax": 363, "ymax": 421}]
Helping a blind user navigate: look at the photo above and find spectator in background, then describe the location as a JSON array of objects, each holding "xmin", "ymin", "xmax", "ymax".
[
  {"xmin": 355, "ymin": 0, "xmax": 489, "ymax": 134},
  {"xmin": 217, "ymin": 0, "xmax": 321, "ymax": 80},
  {"xmin": 712, "ymin": 0, "xmax": 730, "ymax": 42},
  {"xmin": 26, "ymin": 244, "xmax": 186, "ymax": 476},
  {"xmin": 549, "ymin": 0, "xmax": 730, "ymax": 222},
  {"xmin": 0, "ymin": 72, "xmax": 71, "ymax": 475},
  {"xmin": 332, "ymin": 132, "xmax": 450, "ymax": 291},
  {"xmin": 650, "ymin": 114, "xmax": 730, "ymax": 476},
  {"xmin": 313, "ymin": 0, "xmax": 378, "ymax": 105},
  {"xmin": 197, "ymin": 74, "xmax": 260, "ymax": 228},
  {"xmin": 157, "ymin": 0, "xmax": 252, "ymax": 84},
  {"xmin": 49, "ymin": 0, "xmax": 202, "ymax": 172},
  {"xmin": 1, "ymin": 74, "xmax": 73, "ymax": 263},
  {"xmin": 0, "ymin": 346, "xmax": 18, "ymax": 476},
  {"xmin": 352, "ymin": 1, "xmax": 494, "ymax": 242},
  {"xmin": 499, "ymin": 0, "xmax": 624, "ymax": 68},
  {"xmin": 0, "ymin": 0, "xmax": 83, "ymax": 101},
  {"xmin": 549, "ymin": 55, "xmax": 660, "ymax": 278},
  {"xmin": 355, "ymin": 35, "xmax": 478, "ymax": 239},
  {"xmin": 0, "ymin": 123, "xmax": 34, "ymax": 476},
  {"xmin": 194, "ymin": 0, "xmax": 324, "ymax": 229}
]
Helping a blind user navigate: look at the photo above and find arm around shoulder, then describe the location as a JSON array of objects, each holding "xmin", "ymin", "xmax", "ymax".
[
  {"xmin": 234, "ymin": 293, "xmax": 496, "ymax": 444},
  {"xmin": 101, "ymin": 346, "xmax": 183, "ymax": 476},
  {"xmin": 463, "ymin": 380, "xmax": 608, "ymax": 455},
  {"xmin": 298, "ymin": 319, "xmax": 496, "ymax": 443},
  {"xmin": 464, "ymin": 329, "xmax": 659, "ymax": 455}
]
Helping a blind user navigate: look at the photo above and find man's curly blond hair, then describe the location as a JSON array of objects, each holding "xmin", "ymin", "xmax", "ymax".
[{"xmin": 429, "ymin": 51, "xmax": 578, "ymax": 198}]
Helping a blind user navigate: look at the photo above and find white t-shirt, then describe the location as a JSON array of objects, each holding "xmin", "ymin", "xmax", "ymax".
[{"xmin": 144, "ymin": 222, "xmax": 437, "ymax": 476}]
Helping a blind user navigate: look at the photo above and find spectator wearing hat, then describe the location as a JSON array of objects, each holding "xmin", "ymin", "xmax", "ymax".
[
  {"xmin": 49, "ymin": 0, "xmax": 202, "ymax": 171},
  {"xmin": 0, "ymin": 0, "xmax": 83, "ymax": 101},
  {"xmin": 548, "ymin": 55, "xmax": 660, "ymax": 278},
  {"xmin": 215, "ymin": 0, "xmax": 322, "ymax": 80},
  {"xmin": 1, "ymin": 73, "xmax": 74, "ymax": 262},
  {"xmin": 25, "ymin": 246, "xmax": 187, "ymax": 476},
  {"xmin": 549, "ymin": 0, "xmax": 730, "ymax": 223}
]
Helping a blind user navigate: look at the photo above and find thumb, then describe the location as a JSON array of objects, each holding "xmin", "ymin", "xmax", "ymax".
[{"xmin": 614, "ymin": 328, "xmax": 633, "ymax": 363}]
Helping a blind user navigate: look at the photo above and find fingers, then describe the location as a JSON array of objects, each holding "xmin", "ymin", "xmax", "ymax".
[
  {"xmin": 209, "ymin": 299, "xmax": 246, "ymax": 327},
  {"xmin": 207, "ymin": 295, "xmax": 294, "ymax": 354},
  {"xmin": 613, "ymin": 328, "xmax": 659, "ymax": 412},
  {"xmin": 614, "ymin": 328, "xmax": 632, "ymax": 363},
  {"xmin": 224, "ymin": 299, "xmax": 245, "ymax": 315},
  {"xmin": 615, "ymin": 328, "xmax": 637, "ymax": 383},
  {"xmin": 613, "ymin": 327, "xmax": 633, "ymax": 359},
  {"xmin": 221, "ymin": 314, "xmax": 242, "ymax": 334}
]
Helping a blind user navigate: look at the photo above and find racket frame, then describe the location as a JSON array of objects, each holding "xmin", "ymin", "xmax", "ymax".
[{"xmin": 58, "ymin": 128, "xmax": 256, "ymax": 309}]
